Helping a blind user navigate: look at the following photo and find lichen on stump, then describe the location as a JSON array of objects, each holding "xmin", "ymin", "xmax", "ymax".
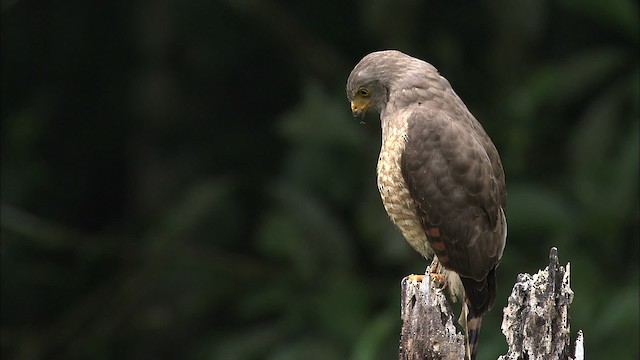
[
  {"xmin": 399, "ymin": 271, "xmax": 465, "ymax": 360},
  {"xmin": 398, "ymin": 248, "xmax": 584, "ymax": 360},
  {"xmin": 498, "ymin": 247, "xmax": 584, "ymax": 360}
]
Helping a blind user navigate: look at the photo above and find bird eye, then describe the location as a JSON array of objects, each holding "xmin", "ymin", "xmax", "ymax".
[{"xmin": 358, "ymin": 88, "xmax": 370, "ymax": 97}]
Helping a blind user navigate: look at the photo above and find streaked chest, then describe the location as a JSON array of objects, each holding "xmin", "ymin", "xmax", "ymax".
[{"xmin": 376, "ymin": 117, "xmax": 432, "ymax": 257}]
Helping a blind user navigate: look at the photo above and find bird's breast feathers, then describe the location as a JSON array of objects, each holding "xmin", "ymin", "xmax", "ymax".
[{"xmin": 376, "ymin": 108, "xmax": 433, "ymax": 258}]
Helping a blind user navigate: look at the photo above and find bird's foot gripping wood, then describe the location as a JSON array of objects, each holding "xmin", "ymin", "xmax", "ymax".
[
  {"xmin": 428, "ymin": 257, "xmax": 448, "ymax": 289},
  {"xmin": 429, "ymin": 273, "xmax": 447, "ymax": 289},
  {"xmin": 407, "ymin": 274, "xmax": 425, "ymax": 284}
]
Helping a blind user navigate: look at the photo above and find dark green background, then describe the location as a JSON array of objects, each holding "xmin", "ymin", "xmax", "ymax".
[{"xmin": 2, "ymin": 0, "xmax": 638, "ymax": 359}]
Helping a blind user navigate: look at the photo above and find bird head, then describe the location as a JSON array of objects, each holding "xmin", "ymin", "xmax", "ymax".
[
  {"xmin": 346, "ymin": 52, "xmax": 403, "ymax": 122},
  {"xmin": 346, "ymin": 50, "xmax": 430, "ymax": 122},
  {"xmin": 345, "ymin": 87, "xmax": 367, "ymax": 122}
]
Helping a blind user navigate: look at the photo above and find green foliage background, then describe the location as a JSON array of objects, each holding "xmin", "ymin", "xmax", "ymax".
[{"xmin": 1, "ymin": 0, "xmax": 638, "ymax": 359}]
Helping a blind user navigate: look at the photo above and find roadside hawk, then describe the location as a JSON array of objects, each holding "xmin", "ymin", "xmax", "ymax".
[{"xmin": 346, "ymin": 50, "xmax": 507, "ymax": 360}]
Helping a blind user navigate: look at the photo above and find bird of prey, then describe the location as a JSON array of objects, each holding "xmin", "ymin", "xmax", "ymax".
[{"xmin": 346, "ymin": 50, "xmax": 507, "ymax": 360}]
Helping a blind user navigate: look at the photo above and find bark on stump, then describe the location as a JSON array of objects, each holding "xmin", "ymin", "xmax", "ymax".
[
  {"xmin": 498, "ymin": 247, "xmax": 583, "ymax": 360},
  {"xmin": 399, "ymin": 248, "xmax": 584, "ymax": 360},
  {"xmin": 399, "ymin": 273, "xmax": 465, "ymax": 360}
]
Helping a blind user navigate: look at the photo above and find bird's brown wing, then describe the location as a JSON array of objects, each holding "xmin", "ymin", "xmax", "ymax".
[{"xmin": 400, "ymin": 108, "xmax": 506, "ymax": 314}]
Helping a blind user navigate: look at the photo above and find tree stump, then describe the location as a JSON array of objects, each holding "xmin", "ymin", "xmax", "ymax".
[
  {"xmin": 399, "ymin": 273, "xmax": 465, "ymax": 360},
  {"xmin": 398, "ymin": 247, "xmax": 584, "ymax": 360},
  {"xmin": 498, "ymin": 247, "xmax": 584, "ymax": 360}
]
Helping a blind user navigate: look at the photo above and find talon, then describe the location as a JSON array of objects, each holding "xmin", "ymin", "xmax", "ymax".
[
  {"xmin": 429, "ymin": 257, "xmax": 442, "ymax": 273},
  {"xmin": 407, "ymin": 274, "xmax": 425, "ymax": 284},
  {"xmin": 429, "ymin": 273, "xmax": 447, "ymax": 289}
]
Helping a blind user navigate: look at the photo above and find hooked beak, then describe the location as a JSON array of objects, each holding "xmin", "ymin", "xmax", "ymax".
[{"xmin": 350, "ymin": 99, "xmax": 370, "ymax": 123}]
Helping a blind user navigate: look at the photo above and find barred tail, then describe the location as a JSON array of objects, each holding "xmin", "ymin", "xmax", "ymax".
[
  {"xmin": 460, "ymin": 267, "xmax": 497, "ymax": 360},
  {"xmin": 465, "ymin": 309, "xmax": 483, "ymax": 360}
]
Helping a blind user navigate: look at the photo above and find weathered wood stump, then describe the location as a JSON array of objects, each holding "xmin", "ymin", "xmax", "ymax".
[
  {"xmin": 399, "ymin": 274, "xmax": 465, "ymax": 360},
  {"xmin": 498, "ymin": 247, "xmax": 583, "ymax": 360},
  {"xmin": 399, "ymin": 247, "xmax": 584, "ymax": 360}
]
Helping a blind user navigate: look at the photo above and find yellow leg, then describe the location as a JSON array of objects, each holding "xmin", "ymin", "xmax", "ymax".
[
  {"xmin": 462, "ymin": 302, "xmax": 472, "ymax": 360},
  {"xmin": 428, "ymin": 257, "xmax": 447, "ymax": 289}
]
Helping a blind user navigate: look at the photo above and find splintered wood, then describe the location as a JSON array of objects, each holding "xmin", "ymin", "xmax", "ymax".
[{"xmin": 398, "ymin": 248, "xmax": 584, "ymax": 360}]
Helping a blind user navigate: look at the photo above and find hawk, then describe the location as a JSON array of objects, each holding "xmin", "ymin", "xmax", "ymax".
[{"xmin": 346, "ymin": 50, "xmax": 507, "ymax": 360}]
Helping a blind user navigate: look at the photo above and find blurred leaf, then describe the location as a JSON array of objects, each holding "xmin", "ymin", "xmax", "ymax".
[
  {"xmin": 313, "ymin": 273, "xmax": 369, "ymax": 343},
  {"xmin": 355, "ymin": 185, "xmax": 414, "ymax": 265},
  {"xmin": 207, "ymin": 325, "xmax": 281, "ymax": 360},
  {"xmin": 568, "ymin": 79, "xmax": 623, "ymax": 196},
  {"xmin": 278, "ymin": 81, "xmax": 367, "ymax": 149},
  {"xmin": 607, "ymin": 123, "xmax": 640, "ymax": 220},
  {"xmin": 349, "ymin": 310, "xmax": 397, "ymax": 360},
  {"xmin": 256, "ymin": 207, "xmax": 313, "ymax": 277},
  {"xmin": 524, "ymin": 48, "xmax": 626, "ymax": 110},
  {"xmin": 505, "ymin": 184, "xmax": 576, "ymax": 233},
  {"xmin": 140, "ymin": 178, "xmax": 244, "ymax": 271},
  {"xmin": 588, "ymin": 279, "xmax": 640, "ymax": 358},
  {"xmin": 560, "ymin": 0, "xmax": 640, "ymax": 39},
  {"xmin": 267, "ymin": 338, "xmax": 343, "ymax": 360}
]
